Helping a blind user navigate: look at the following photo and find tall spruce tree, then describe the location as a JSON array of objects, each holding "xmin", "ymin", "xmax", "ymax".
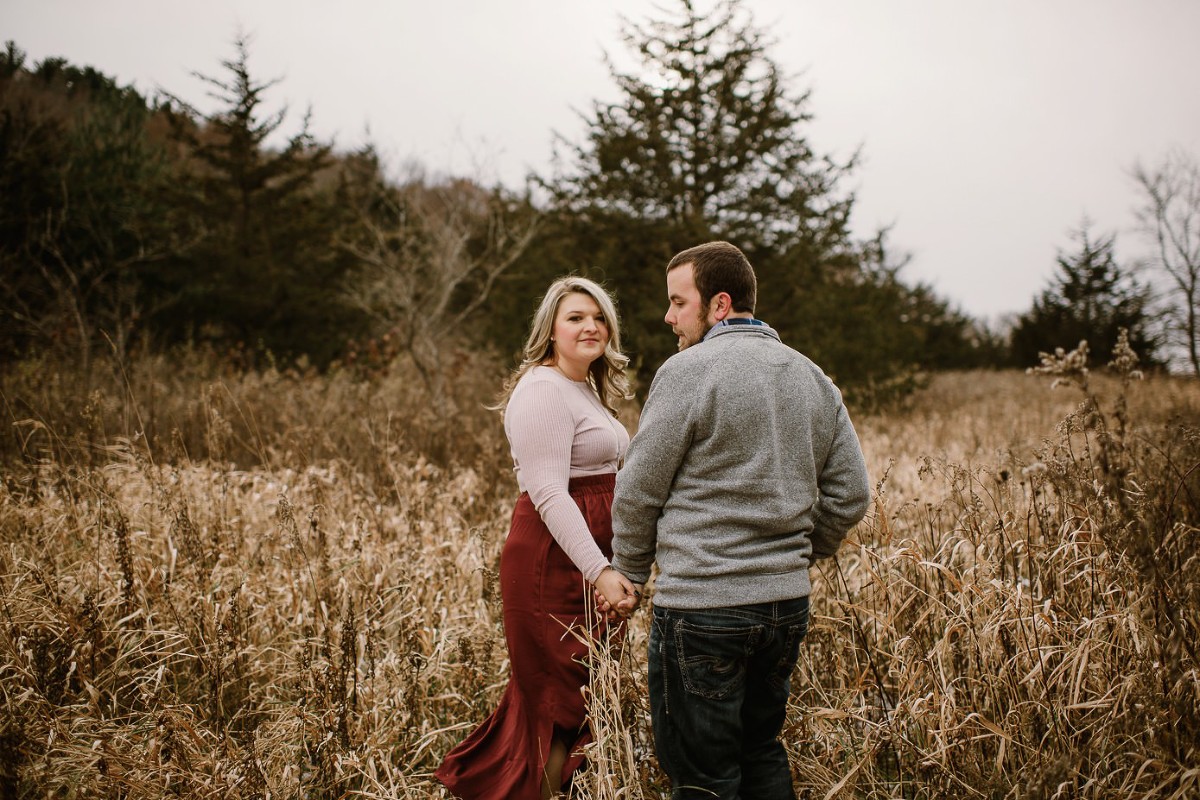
[
  {"xmin": 1010, "ymin": 222, "xmax": 1158, "ymax": 368},
  {"xmin": 535, "ymin": 0, "xmax": 980, "ymax": 400},
  {"xmin": 160, "ymin": 36, "xmax": 352, "ymax": 365}
]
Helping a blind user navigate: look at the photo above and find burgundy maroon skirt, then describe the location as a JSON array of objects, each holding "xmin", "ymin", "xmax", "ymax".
[{"xmin": 435, "ymin": 473, "xmax": 621, "ymax": 800}]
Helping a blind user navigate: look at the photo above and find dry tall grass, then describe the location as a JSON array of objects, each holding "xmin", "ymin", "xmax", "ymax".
[{"xmin": 1, "ymin": 340, "xmax": 1197, "ymax": 798}]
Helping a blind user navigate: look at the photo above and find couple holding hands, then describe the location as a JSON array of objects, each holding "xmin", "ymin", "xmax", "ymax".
[{"xmin": 436, "ymin": 241, "xmax": 872, "ymax": 800}]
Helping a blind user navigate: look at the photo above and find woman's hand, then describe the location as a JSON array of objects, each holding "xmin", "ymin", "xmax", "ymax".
[{"xmin": 593, "ymin": 568, "xmax": 642, "ymax": 620}]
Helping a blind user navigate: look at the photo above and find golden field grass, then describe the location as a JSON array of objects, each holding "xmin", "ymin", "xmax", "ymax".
[{"xmin": 1, "ymin": 345, "xmax": 1197, "ymax": 799}]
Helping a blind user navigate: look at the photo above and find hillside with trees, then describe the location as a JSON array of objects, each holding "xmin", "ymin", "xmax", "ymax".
[
  {"xmin": 1, "ymin": 4, "xmax": 1007, "ymax": 409},
  {"xmin": 0, "ymin": 42, "xmax": 175, "ymax": 374},
  {"xmin": 4, "ymin": 0, "xmax": 1195, "ymax": 400}
]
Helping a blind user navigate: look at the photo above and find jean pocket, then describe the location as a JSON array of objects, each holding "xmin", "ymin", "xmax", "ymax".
[
  {"xmin": 768, "ymin": 619, "xmax": 809, "ymax": 690},
  {"xmin": 674, "ymin": 619, "xmax": 761, "ymax": 700}
]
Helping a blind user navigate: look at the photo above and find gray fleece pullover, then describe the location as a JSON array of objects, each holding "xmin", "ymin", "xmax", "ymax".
[{"xmin": 611, "ymin": 322, "xmax": 870, "ymax": 610}]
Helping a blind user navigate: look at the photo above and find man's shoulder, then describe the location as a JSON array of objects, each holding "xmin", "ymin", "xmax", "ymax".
[
  {"xmin": 641, "ymin": 349, "xmax": 717, "ymax": 415},
  {"xmin": 660, "ymin": 345, "xmax": 707, "ymax": 370},
  {"xmin": 700, "ymin": 334, "xmax": 843, "ymax": 397},
  {"xmin": 655, "ymin": 330, "xmax": 834, "ymax": 383},
  {"xmin": 704, "ymin": 328, "xmax": 815, "ymax": 366},
  {"xmin": 652, "ymin": 342, "xmax": 727, "ymax": 386}
]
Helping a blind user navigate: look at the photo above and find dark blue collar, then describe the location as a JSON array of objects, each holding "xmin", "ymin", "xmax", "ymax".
[{"xmin": 703, "ymin": 317, "xmax": 766, "ymax": 341}]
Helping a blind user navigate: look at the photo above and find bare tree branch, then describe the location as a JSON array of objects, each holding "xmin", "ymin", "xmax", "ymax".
[
  {"xmin": 340, "ymin": 168, "xmax": 540, "ymax": 399},
  {"xmin": 1132, "ymin": 148, "xmax": 1200, "ymax": 375}
]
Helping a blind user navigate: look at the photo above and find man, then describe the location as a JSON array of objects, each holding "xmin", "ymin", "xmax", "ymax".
[{"xmin": 609, "ymin": 241, "xmax": 871, "ymax": 799}]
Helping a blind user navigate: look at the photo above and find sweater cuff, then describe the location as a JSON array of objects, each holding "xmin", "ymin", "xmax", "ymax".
[{"xmin": 610, "ymin": 556, "xmax": 651, "ymax": 586}]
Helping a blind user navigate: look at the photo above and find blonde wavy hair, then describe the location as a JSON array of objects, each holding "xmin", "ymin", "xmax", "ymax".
[{"xmin": 495, "ymin": 276, "xmax": 631, "ymax": 416}]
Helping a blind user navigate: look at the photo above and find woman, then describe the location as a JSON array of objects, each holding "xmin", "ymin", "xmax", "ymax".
[{"xmin": 436, "ymin": 276, "xmax": 640, "ymax": 800}]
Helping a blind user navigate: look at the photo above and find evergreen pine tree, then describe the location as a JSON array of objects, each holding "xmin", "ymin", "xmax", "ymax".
[
  {"xmin": 1010, "ymin": 222, "xmax": 1158, "ymax": 368},
  {"xmin": 161, "ymin": 36, "xmax": 352, "ymax": 365},
  {"xmin": 535, "ymin": 0, "xmax": 981, "ymax": 399}
]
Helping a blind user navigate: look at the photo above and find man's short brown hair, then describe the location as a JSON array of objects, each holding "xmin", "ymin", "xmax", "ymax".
[{"xmin": 666, "ymin": 241, "xmax": 757, "ymax": 314}]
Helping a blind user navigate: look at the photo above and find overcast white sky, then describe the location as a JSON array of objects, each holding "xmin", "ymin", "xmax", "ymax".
[{"xmin": 8, "ymin": 0, "xmax": 1200, "ymax": 322}]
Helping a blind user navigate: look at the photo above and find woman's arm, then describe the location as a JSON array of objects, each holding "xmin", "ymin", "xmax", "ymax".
[{"xmin": 506, "ymin": 377, "xmax": 611, "ymax": 582}]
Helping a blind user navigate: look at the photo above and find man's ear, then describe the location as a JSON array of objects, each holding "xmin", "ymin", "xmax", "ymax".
[{"xmin": 709, "ymin": 292, "xmax": 733, "ymax": 322}]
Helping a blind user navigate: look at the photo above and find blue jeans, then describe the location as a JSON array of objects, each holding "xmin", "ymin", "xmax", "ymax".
[{"xmin": 649, "ymin": 597, "xmax": 810, "ymax": 800}]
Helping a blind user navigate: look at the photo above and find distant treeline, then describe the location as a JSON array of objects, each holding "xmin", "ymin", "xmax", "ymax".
[{"xmin": 0, "ymin": 2, "xmax": 1167, "ymax": 404}]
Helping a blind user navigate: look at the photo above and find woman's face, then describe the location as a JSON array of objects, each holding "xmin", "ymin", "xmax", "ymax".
[{"xmin": 552, "ymin": 292, "xmax": 609, "ymax": 375}]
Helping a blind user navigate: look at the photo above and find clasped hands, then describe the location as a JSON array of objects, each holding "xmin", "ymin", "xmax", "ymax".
[{"xmin": 593, "ymin": 567, "xmax": 643, "ymax": 621}]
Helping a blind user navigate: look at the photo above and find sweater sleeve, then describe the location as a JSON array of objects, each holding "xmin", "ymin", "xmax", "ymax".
[
  {"xmin": 809, "ymin": 401, "xmax": 871, "ymax": 559},
  {"xmin": 610, "ymin": 364, "xmax": 693, "ymax": 584},
  {"xmin": 506, "ymin": 379, "xmax": 610, "ymax": 582}
]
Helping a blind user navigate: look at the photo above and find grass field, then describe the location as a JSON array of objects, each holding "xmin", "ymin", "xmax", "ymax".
[{"xmin": 1, "ymin": 342, "xmax": 1197, "ymax": 798}]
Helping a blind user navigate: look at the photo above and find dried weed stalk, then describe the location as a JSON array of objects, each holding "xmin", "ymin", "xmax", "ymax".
[{"xmin": 1, "ymin": 343, "xmax": 1197, "ymax": 798}]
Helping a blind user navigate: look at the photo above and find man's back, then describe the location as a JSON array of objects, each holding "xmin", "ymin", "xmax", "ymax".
[{"xmin": 612, "ymin": 322, "xmax": 870, "ymax": 610}]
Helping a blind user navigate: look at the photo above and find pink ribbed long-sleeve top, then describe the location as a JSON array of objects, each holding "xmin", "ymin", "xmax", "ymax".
[{"xmin": 504, "ymin": 366, "xmax": 630, "ymax": 582}]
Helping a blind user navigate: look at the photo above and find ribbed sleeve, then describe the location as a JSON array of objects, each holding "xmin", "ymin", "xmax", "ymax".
[{"xmin": 505, "ymin": 368, "xmax": 628, "ymax": 583}]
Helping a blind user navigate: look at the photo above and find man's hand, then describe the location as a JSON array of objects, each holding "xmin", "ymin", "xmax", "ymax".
[{"xmin": 593, "ymin": 568, "xmax": 643, "ymax": 621}]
